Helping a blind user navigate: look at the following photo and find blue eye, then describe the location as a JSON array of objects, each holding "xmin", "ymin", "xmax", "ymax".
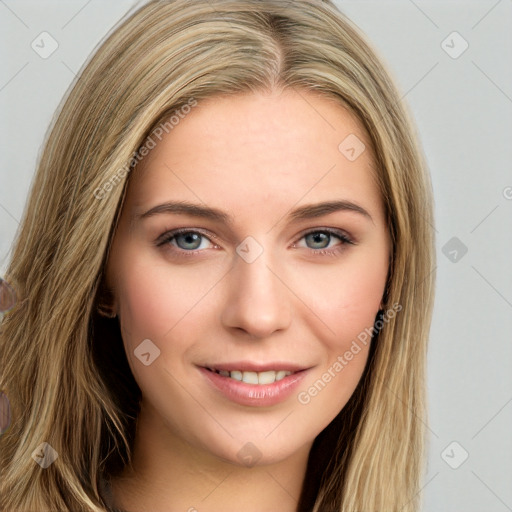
[
  {"xmin": 157, "ymin": 230, "xmax": 215, "ymax": 252},
  {"xmin": 304, "ymin": 231, "xmax": 334, "ymax": 249},
  {"xmin": 299, "ymin": 229, "xmax": 353, "ymax": 251},
  {"xmin": 174, "ymin": 232, "xmax": 203, "ymax": 250}
]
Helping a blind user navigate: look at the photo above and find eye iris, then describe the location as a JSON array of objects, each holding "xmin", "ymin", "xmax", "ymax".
[
  {"xmin": 306, "ymin": 232, "xmax": 330, "ymax": 249},
  {"xmin": 176, "ymin": 232, "xmax": 202, "ymax": 250}
]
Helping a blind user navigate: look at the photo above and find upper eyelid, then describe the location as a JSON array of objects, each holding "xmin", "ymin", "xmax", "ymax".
[
  {"xmin": 294, "ymin": 227, "xmax": 354, "ymax": 246},
  {"xmin": 298, "ymin": 226, "xmax": 352, "ymax": 238},
  {"xmin": 158, "ymin": 227, "xmax": 220, "ymax": 242}
]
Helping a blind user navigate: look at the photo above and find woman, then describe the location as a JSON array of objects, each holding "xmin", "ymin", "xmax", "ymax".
[{"xmin": 0, "ymin": 1, "xmax": 435, "ymax": 510}]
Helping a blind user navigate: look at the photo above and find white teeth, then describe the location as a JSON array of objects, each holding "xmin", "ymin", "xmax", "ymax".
[
  {"xmin": 214, "ymin": 369, "xmax": 293, "ymax": 384},
  {"xmin": 275, "ymin": 370, "xmax": 289, "ymax": 381},
  {"xmin": 242, "ymin": 371, "xmax": 259, "ymax": 384},
  {"xmin": 258, "ymin": 370, "xmax": 276, "ymax": 385}
]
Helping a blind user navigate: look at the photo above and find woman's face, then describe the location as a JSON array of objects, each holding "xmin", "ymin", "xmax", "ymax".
[{"xmin": 106, "ymin": 89, "xmax": 390, "ymax": 467}]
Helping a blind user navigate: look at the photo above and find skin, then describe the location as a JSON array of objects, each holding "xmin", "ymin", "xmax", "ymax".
[{"xmin": 106, "ymin": 88, "xmax": 390, "ymax": 512}]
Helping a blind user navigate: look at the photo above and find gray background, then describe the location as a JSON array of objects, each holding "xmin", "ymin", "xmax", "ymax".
[{"xmin": 1, "ymin": 1, "xmax": 511, "ymax": 510}]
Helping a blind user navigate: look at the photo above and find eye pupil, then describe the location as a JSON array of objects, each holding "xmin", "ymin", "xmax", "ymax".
[
  {"xmin": 176, "ymin": 232, "xmax": 202, "ymax": 250},
  {"xmin": 306, "ymin": 232, "xmax": 330, "ymax": 249}
]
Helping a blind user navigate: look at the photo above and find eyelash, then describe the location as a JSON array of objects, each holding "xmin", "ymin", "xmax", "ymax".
[{"xmin": 155, "ymin": 227, "xmax": 355, "ymax": 258}]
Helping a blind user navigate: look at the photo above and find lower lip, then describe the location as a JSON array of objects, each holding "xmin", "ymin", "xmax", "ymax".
[{"xmin": 199, "ymin": 367, "xmax": 309, "ymax": 407}]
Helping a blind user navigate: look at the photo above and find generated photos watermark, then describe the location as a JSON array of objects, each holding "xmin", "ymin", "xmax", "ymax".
[
  {"xmin": 93, "ymin": 97, "xmax": 198, "ymax": 200},
  {"xmin": 297, "ymin": 302, "xmax": 402, "ymax": 405}
]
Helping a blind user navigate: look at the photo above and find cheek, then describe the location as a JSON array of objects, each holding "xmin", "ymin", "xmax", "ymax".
[
  {"xmin": 113, "ymin": 248, "xmax": 224, "ymax": 360},
  {"xmin": 115, "ymin": 263, "xmax": 175, "ymax": 347},
  {"xmin": 329, "ymin": 265, "xmax": 385, "ymax": 340},
  {"xmin": 112, "ymin": 255, "xmax": 218, "ymax": 414},
  {"xmin": 116, "ymin": 251, "xmax": 214, "ymax": 342},
  {"xmin": 296, "ymin": 251, "xmax": 388, "ymax": 349},
  {"xmin": 290, "ymin": 247, "xmax": 387, "ymax": 412}
]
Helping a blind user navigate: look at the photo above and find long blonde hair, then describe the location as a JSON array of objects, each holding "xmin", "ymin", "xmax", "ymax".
[{"xmin": 0, "ymin": 1, "xmax": 435, "ymax": 510}]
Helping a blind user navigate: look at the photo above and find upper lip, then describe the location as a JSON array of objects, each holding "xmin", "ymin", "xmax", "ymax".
[{"xmin": 201, "ymin": 361, "xmax": 309, "ymax": 373}]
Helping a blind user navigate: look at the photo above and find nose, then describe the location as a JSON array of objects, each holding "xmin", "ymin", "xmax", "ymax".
[{"xmin": 220, "ymin": 250, "xmax": 292, "ymax": 339}]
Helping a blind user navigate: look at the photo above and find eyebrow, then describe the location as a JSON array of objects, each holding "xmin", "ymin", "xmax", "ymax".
[{"xmin": 136, "ymin": 199, "xmax": 372, "ymax": 224}]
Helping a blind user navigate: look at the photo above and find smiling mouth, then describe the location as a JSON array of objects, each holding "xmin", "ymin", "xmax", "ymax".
[
  {"xmin": 205, "ymin": 368, "xmax": 296, "ymax": 385},
  {"xmin": 200, "ymin": 365, "xmax": 310, "ymax": 406}
]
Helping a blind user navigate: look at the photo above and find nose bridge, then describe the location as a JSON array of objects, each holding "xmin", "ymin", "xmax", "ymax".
[
  {"xmin": 237, "ymin": 253, "xmax": 279, "ymax": 302},
  {"xmin": 220, "ymin": 243, "xmax": 292, "ymax": 337}
]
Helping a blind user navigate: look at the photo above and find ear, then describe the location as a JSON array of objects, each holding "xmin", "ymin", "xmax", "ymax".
[{"xmin": 95, "ymin": 277, "xmax": 118, "ymax": 319}]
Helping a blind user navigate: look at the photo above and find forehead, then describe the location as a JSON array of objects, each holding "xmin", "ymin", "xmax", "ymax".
[{"xmin": 126, "ymin": 89, "xmax": 382, "ymax": 222}]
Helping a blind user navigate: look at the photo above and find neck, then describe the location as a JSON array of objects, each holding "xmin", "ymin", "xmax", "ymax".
[{"xmin": 108, "ymin": 402, "xmax": 311, "ymax": 512}]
